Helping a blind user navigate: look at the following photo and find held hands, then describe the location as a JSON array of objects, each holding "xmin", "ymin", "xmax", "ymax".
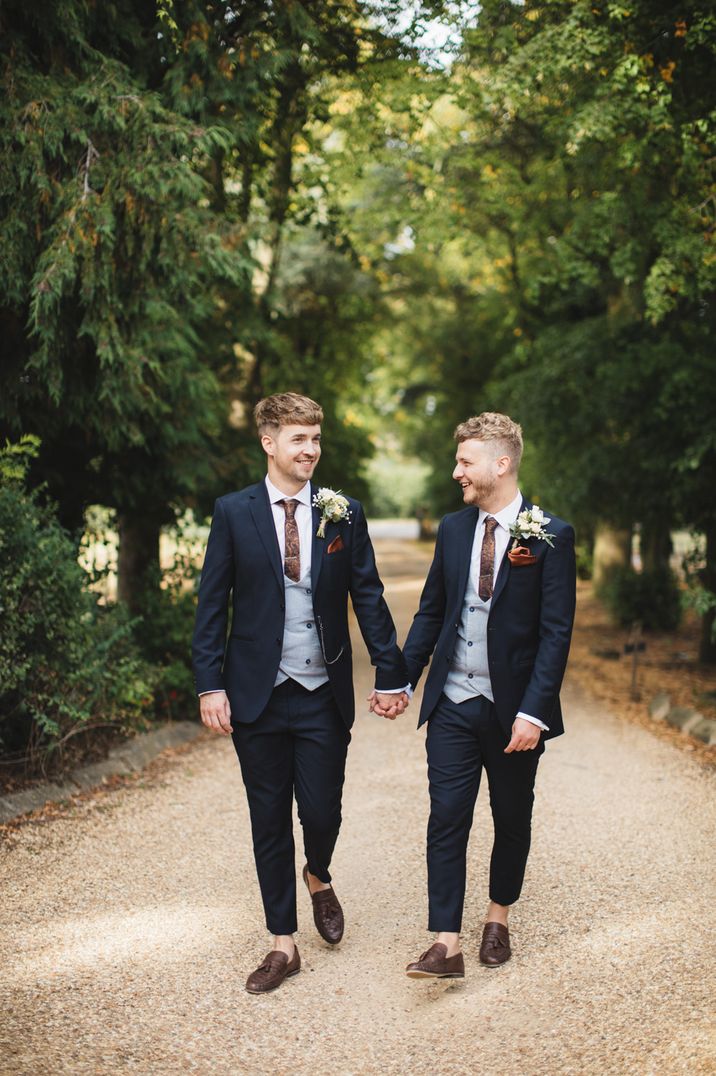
[
  {"xmin": 199, "ymin": 690, "xmax": 232, "ymax": 735},
  {"xmin": 504, "ymin": 716, "xmax": 541, "ymax": 753},
  {"xmin": 367, "ymin": 690, "xmax": 410, "ymax": 721}
]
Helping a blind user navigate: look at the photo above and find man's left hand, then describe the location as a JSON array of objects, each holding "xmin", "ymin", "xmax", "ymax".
[
  {"xmin": 504, "ymin": 717, "xmax": 541, "ymax": 753},
  {"xmin": 368, "ymin": 690, "xmax": 409, "ymax": 720}
]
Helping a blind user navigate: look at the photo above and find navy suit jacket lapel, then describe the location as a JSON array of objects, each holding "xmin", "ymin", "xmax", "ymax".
[
  {"xmin": 248, "ymin": 482, "xmax": 283, "ymax": 590},
  {"xmin": 491, "ymin": 495, "xmax": 530, "ymax": 609},
  {"xmin": 456, "ymin": 509, "xmax": 479, "ymax": 604},
  {"xmin": 310, "ymin": 483, "xmax": 325, "ymax": 591}
]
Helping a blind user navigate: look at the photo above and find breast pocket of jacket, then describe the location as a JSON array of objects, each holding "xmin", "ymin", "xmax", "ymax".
[{"xmin": 507, "ymin": 562, "xmax": 542, "ymax": 593}]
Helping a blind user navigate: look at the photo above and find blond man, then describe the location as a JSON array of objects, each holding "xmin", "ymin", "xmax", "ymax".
[{"xmin": 401, "ymin": 412, "xmax": 575, "ymax": 978}]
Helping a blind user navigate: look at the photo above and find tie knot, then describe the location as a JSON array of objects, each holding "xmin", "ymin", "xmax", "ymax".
[
  {"xmin": 484, "ymin": 516, "xmax": 498, "ymax": 535},
  {"xmin": 280, "ymin": 498, "xmax": 299, "ymax": 519}
]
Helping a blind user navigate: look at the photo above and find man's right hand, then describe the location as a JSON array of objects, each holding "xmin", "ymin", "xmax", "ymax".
[{"xmin": 199, "ymin": 690, "xmax": 232, "ymax": 735}]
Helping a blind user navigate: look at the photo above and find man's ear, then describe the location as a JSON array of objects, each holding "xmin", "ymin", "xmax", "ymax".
[
  {"xmin": 495, "ymin": 454, "xmax": 512, "ymax": 477},
  {"xmin": 260, "ymin": 433, "xmax": 275, "ymax": 458}
]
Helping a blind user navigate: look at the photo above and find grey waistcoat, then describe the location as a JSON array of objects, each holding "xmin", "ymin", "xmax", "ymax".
[
  {"xmin": 274, "ymin": 565, "xmax": 328, "ymax": 690},
  {"xmin": 443, "ymin": 570, "xmax": 494, "ymax": 705}
]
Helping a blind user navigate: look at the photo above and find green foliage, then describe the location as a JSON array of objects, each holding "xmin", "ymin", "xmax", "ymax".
[
  {"xmin": 129, "ymin": 540, "xmax": 202, "ymax": 722},
  {"xmin": 0, "ymin": 443, "xmax": 155, "ymax": 772},
  {"xmin": 599, "ymin": 567, "xmax": 682, "ymax": 632},
  {"xmin": 682, "ymin": 544, "xmax": 716, "ymax": 644}
]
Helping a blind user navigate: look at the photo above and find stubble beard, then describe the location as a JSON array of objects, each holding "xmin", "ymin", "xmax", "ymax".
[{"xmin": 461, "ymin": 475, "xmax": 496, "ymax": 507}]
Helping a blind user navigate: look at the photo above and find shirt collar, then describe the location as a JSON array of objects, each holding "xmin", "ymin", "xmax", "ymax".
[
  {"xmin": 478, "ymin": 489, "xmax": 524, "ymax": 533},
  {"xmin": 264, "ymin": 475, "xmax": 312, "ymax": 508}
]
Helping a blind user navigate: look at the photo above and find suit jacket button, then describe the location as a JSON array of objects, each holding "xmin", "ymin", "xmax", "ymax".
[{"xmin": 276, "ymin": 638, "xmax": 281, "ymax": 645}]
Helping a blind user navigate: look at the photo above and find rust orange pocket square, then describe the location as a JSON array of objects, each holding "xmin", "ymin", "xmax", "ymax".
[
  {"xmin": 508, "ymin": 545, "xmax": 537, "ymax": 566},
  {"xmin": 327, "ymin": 535, "xmax": 345, "ymax": 554}
]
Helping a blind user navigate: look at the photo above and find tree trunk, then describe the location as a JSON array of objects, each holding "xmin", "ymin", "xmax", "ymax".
[
  {"xmin": 640, "ymin": 518, "xmax": 672, "ymax": 574},
  {"xmin": 592, "ymin": 522, "xmax": 632, "ymax": 590},
  {"xmin": 117, "ymin": 513, "xmax": 161, "ymax": 615},
  {"xmin": 700, "ymin": 523, "xmax": 716, "ymax": 664}
]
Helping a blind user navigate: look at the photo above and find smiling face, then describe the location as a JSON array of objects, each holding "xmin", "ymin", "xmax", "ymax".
[
  {"xmin": 452, "ymin": 437, "xmax": 513, "ymax": 510},
  {"xmin": 262, "ymin": 423, "xmax": 322, "ymax": 494}
]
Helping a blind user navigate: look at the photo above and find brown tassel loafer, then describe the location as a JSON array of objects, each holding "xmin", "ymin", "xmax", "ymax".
[
  {"xmin": 479, "ymin": 922, "xmax": 511, "ymax": 966},
  {"xmin": 245, "ymin": 947, "xmax": 301, "ymax": 994},
  {"xmin": 406, "ymin": 942, "xmax": 465, "ymax": 979},
  {"xmin": 302, "ymin": 864, "xmax": 344, "ymax": 944}
]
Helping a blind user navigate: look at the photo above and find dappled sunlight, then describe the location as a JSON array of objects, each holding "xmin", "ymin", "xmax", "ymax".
[{"xmin": 7, "ymin": 904, "xmax": 232, "ymax": 982}]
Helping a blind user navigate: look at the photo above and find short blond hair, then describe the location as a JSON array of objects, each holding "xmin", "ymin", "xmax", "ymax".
[
  {"xmin": 454, "ymin": 412, "xmax": 523, "ymax": 473},
  {"xmin": 254, "ymin": 392, "xmax": 324, "ymax": 437}
]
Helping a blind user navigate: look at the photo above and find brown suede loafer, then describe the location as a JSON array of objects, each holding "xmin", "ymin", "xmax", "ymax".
[
  {"xmin": 245, "ymin": 947, "xmax": 300, "ymax": 994},
  {"xmin": 479, "ymin": 922, "xmax": 511, "ymax": 967},
  {"xmin": 406, "ymin": 942, "xmax": 465, "ymax": 979},
  {"xmin": 302, "ymin": 864, "xmax": 344, "ymax": 944}
]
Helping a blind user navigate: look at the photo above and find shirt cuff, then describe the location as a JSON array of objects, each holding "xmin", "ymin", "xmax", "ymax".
[
  {"xmin": 374, "ymin": 685, "xmax": 411, "ymax": 696},
  {"xmin": 517, "ymin": 711, "xmax": 549, "ymax": 732},
  {"xmin": 198, "ymin": 690, "xmax": 226, "ymax": 697}
]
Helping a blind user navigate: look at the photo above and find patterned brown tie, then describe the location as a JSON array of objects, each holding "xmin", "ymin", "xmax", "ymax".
[
  {"xmin": 478, "ymin": 516, "xmax": 498, "ymax": 601},
  {"xmin": 280, "ymin": 499, "xmax": 301, "ymax": 582}
]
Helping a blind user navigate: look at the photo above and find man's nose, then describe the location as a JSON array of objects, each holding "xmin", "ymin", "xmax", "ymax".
[{"xmin": 452, "ymin": 465, "xmax": 462, "ymax": 480}]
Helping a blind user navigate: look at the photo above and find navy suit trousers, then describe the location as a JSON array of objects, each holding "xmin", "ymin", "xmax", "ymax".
[
  {"xmin": 426, "ymin": 693, "xmax": 544, "ymax": 932},
  {"xmin": 232, "ymin": 678, "xmax": 350, "ymax": 935}
]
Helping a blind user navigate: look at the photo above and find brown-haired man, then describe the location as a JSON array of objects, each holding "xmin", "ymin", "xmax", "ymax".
[
  {"xmin": 192, "ymin": 392, "xmax": 408, "ymax": 993},
  {"xmin": 398, "ymin": 412, "xmax": 576, "ymax": 979}
]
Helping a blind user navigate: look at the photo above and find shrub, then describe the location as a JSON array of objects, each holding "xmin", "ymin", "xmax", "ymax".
[
  {"xmin": 0, "ymin": 440, "xmax": 156, "ymax": 776},
  {"xmin": 599, "ymin": 566, "xmax": 682, "ymax": 631},
  {"xmin": 131, "ymin": 563, "xmax": 199, "ymax": 722}
]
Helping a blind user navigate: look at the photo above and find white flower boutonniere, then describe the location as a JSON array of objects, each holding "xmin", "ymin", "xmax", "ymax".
[
  {"xmin": 313, "ymin": 487, "xmax": 351, "ymax": 538},
  {"xmin": 509, "ymin": 506, "xmax": 556, "ymax": 548}
]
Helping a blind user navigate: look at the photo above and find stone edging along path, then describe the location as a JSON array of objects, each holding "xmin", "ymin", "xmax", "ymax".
[
  {"xmin": 0, "ymin": 721, "xmax": 202, "ymax": 826},
  {"xmin": 1, "ymin": 696, "xmax": 712, "ymax": 826},
  {"xmin": 648, "ymin": 692, "xmax": 716, "ymax": 746}
]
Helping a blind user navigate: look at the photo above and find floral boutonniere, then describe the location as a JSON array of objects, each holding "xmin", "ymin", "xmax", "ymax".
[
  {"xmin": 508, "ymin": 507, "xmax": 555, "ymax": 565},
  {"xmin": 313, "ymin": 487, "xmax": 351, "ymax": 538}
]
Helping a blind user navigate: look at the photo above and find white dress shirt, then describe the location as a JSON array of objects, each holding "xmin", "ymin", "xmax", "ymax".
[{"xmin": 265, "ymin": 476, "xmax": 313, "ymax": 580}]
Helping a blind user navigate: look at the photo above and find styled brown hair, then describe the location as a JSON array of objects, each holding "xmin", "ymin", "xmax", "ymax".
[
  {"xmin": 254, "ymin": 392, "xmax": 324, "ymax": 437},
  {"xmin": 454, "ymin": 412, "xmax": 524, "ymax": 473}
]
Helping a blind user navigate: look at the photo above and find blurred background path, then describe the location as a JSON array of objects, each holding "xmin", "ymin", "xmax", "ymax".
[{"xmin": 1, "ymin": 538, "xmax": 714, "ymax": 1076}]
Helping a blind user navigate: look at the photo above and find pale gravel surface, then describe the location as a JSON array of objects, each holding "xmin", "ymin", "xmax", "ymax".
[{"xmin": 1, "ymin": 540, "xmax": 715, "ymax": 1076}]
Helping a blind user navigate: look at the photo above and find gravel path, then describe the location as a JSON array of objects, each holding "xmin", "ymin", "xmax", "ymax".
[{"xmin": 1, "ymin": 540, "xmax": 715, "ymax": 1076}]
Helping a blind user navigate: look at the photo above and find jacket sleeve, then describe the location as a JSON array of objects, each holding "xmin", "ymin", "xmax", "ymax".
[
  {"xmin": 348, "ymin": 502, "xmax": 408, "ymax": 690},
  {"xmin": 402, "ymin": 518, "xmax": 447, "ymax": 689},
  {"xmin": 518, "ymin": 525, "xmax": 577, "ymax": 720},
  {"xmin": 191, "ymin": 499, "xmax": 234, "ymax": 695}
]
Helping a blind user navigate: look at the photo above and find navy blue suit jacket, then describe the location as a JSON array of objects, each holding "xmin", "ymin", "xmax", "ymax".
[
  {"xmin": 191, "ymin": 481, "xmax": 407, "ymax": 729},
  {"xmin": 403, "ymin": 498, "xmax": 576, "ymax": 740}
]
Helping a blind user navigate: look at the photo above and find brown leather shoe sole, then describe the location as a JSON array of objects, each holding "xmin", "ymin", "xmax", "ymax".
[
  {"xmin": 405, "ymin": 943, "xmax": 465, "ymax": 979},
  {"xmin": 405, "ymin": 967, "xmax": 464, "ymax": 979}
]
